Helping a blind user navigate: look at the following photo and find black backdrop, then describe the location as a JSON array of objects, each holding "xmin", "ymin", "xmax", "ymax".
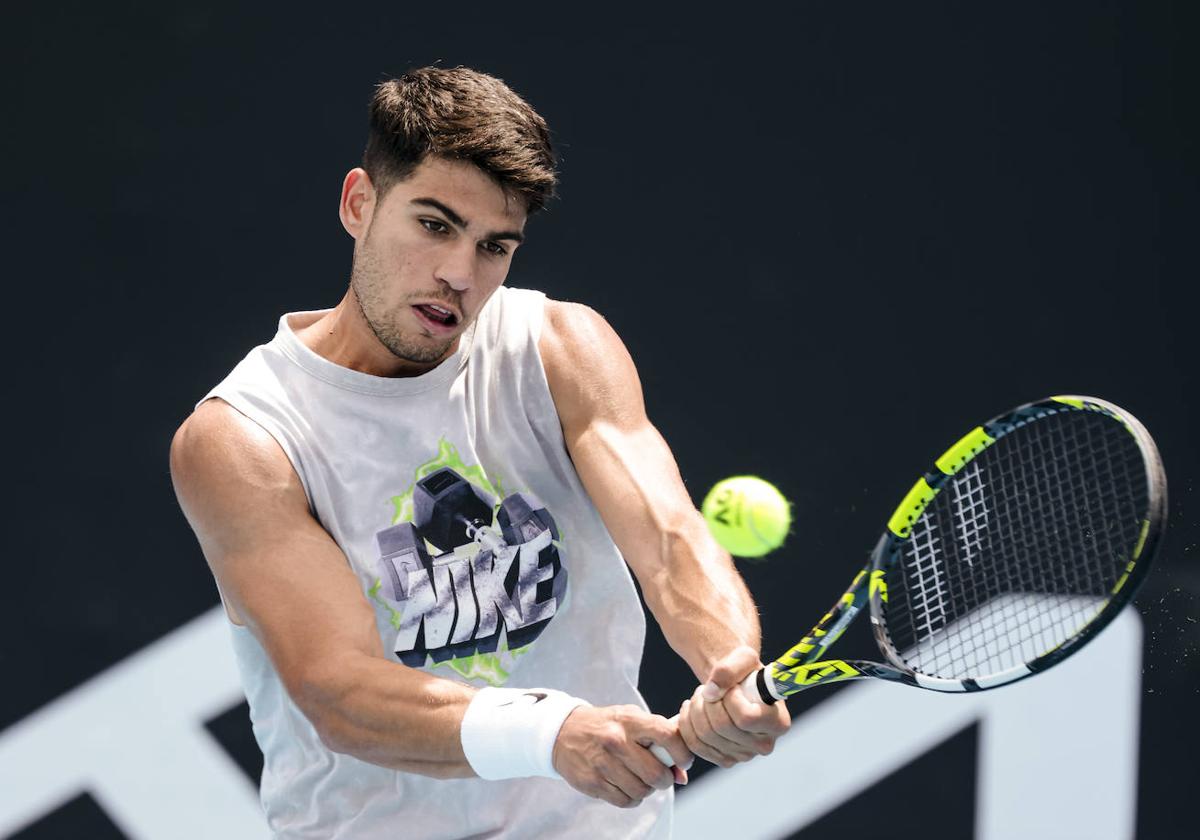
[{"xmin": 4, "ymin": 2, "xmax": 1197, "ymax": 837}]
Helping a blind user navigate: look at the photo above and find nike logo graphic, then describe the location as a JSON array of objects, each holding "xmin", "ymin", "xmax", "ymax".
[{"xmin": 498, "ymin": 692, "xmax": 549, "ymax": 707}]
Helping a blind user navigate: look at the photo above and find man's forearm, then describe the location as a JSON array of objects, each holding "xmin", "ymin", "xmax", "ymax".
[
  {"xmin": 285, "ymin": 648, "xmax": 688, "ymax": 804},
  {"xmin": 288, "ymin": 651, "xmax": 477, "ymax": 777},
  {"xmin": 644, "ymin": 510, "xmax": 762, "ymax": 682}
]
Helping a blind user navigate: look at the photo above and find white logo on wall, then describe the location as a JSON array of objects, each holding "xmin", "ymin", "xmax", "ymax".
[
  {"xmin": 0, "ymin": 611, "xmax": 267, "ymax": 840},
  {"xmin": 0, "ymin": 608, "xmax": 1140, "ymax": 839}
]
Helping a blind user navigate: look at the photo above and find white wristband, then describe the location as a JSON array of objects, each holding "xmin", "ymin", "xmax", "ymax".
[{"xmin": 460, "ymin": 687, "xmax": 588, "ymax": 780}]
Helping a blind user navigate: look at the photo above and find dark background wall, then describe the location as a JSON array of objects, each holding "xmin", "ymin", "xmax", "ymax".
[{"xmin": 3, "ymin": 2, "xmax": 1196, "ymax": 837}]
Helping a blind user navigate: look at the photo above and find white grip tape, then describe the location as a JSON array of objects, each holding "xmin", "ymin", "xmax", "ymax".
[
  {"xmin": 740, "ymin": 669, "xmax": 765, "ymax": 703},
  {"xmin": 650, "ymin": 743, "xmax": 674, "ymax": 766},
  {"xmin": 460, "ymin": 687, "xmax": 588, "ymax": 780}
]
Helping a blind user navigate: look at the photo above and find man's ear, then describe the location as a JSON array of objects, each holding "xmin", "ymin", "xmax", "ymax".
[{"xmin": 339, "ymin": 167, "xmax": 376, "ymax": 240}]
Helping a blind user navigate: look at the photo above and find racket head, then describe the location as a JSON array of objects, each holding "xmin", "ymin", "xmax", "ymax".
[{"xmin": 866, "ymin": 396, "xmax": 1166, "ymax": 692}]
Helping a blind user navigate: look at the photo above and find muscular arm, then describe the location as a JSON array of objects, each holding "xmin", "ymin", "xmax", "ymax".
[
  {"xmin": 170, "ymin": 398, "xmax": 689, "ymax": 800},
  {"xmin": 539, "ymin": 300, "xmax": 761, "ymax": 681},
  {"xmin": 170, "ymin": 399, "xmax": 475, "ymax": 778}
]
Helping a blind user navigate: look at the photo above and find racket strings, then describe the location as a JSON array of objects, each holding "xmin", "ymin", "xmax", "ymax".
[
  {"xmin": 929, "ymin": 413, "xmax": 1143, "ymax": 677},
  {"xmin": 951, "ymin": 413, "xmax": 1139, "ymax": 674},
  {"xmin": 882, "ymin": 409, "xmax": 1148, "ymax": 681},
  {"xmin": 950, "ymin": 462, "xmax": 990, "ymax": 567}
]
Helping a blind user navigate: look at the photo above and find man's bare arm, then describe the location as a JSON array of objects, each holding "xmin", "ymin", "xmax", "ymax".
[
  {"xmin": 170, "ymin": 398, "xmax": 689, "ymax": 801},
  {"xmin": 170, "ymin": 399, "xmax": 476, "ymax": 777},
  {"xmin": 539, "ymin": 300, "xmax": 791, "ymax": 769},
  {"xmin": 538, "ymin": 300, "xmax": 760, "ymax": 680}
]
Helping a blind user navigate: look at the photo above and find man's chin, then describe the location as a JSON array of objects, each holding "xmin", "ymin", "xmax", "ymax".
[{"xmin": 384, "ymin": 336, "xmax": 456, "ymax": 365}]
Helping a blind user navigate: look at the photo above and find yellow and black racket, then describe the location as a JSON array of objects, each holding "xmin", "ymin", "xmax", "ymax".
[{"xmin": 742, "ymin": 395, "xmax": 1164, "ymax": 703}]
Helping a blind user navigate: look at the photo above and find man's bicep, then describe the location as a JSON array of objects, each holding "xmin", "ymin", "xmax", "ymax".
[{"xmin": 169, "ymin": 400, "xmax": 384, "ymax": 689}]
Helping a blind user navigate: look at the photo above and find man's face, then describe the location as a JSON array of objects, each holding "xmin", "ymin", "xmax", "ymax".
[{"xmin": 349, "ymin": 156, "xmax": 527, "ymax": 365}]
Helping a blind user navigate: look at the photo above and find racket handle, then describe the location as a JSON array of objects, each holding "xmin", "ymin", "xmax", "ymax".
[
  {"xmin": 650, "ymin": 670, "xmax": 771, "ymax": 767},
  {"xmin": 740, "ymin": 669, "xmax": 766, "ymax": 704}
]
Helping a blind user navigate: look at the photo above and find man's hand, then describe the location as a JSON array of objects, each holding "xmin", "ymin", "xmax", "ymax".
[
  {"xmin": 553, "ymin": 705, "xmax": 693, "ymax": 808},
  {"xmin": 678, "ymin": 646, "xmax": 791, "ymax": 768}
]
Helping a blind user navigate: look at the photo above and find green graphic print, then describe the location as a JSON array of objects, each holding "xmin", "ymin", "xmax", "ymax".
[{"xmin": 370, "ymin": 438, "xmax": 568, "ymax": 686}]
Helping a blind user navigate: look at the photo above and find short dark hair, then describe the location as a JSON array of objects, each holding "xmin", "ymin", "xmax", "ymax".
[{"xmin": 363, "ymin": 67, "xmax": 558, "ymax": 214}]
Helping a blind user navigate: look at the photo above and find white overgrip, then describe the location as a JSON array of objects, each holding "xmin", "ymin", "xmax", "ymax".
[{"xmin": 740, "ymin": 668, "xmax": 765, "ymax": 704}]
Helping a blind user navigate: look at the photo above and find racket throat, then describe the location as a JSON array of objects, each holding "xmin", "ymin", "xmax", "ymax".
[
  {"xmin": 814, "ymin": 603, "xmax": 860, "ymax": 659},
  {"xmin": 762, "ymin": 658, "xmax": 871, "ymax": 698}
]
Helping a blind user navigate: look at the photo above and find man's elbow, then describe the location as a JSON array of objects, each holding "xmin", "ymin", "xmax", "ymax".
[
  {"xmin": 283, "ymin": 661, "xmax": 462, "ymax": 778},
  {"xmin": 284, "ymin": 660, "xmax": 361, "ymax": 755}
]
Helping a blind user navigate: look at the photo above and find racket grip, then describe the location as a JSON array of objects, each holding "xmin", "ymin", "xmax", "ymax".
[
  {"xmin": 740, "ymin": 669, "xmax": 763, "ymax": 704},
  {"xmin": 650, "ymin": 670, "xmax": 770, "ymax": 768}
]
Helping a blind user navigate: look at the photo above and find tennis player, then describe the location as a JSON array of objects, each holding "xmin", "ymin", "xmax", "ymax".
[{"xmin": 169, "ymin": 66, "xmax": 789, "ymax": 839}]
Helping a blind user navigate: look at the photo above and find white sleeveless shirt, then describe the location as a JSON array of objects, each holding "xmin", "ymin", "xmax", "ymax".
[{"xmin": 200, "ymin": 287, "xmax": 672, "ymax": 839}]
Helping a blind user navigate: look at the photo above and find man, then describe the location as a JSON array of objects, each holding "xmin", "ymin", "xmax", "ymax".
[{"xmin": 170, "ymin": 67, "xmax": 789, "ymax": 839}]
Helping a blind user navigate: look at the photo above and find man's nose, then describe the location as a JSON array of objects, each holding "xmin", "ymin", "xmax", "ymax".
[{"xmin": 435, "ymin": 241, "xmax": 477, "ymax": 292}]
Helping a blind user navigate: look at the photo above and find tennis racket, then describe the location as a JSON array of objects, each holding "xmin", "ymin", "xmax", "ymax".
[{"xmin": 664, "ymin": 394, "xmax": 1166, "ymax": 744}]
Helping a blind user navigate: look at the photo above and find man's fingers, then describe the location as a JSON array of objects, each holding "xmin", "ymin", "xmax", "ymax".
[
  {"xmin": 699, "ymin": 697, "xmax": 756, "ymax": 762},
  {"xmin": 622, "ymin": 713, "xmax": 688, "ymax": 789},
  {"xmin": 678, "ymin": 669, "xmax": 793, "ymax": 771},
  {"xmin": 560, "ymin": 756, "xmax": 639, "ymax": 808},
  {"xmin": 680, "ymin": 694, "xmax": 747, "ymax": 767},
  {"xmin": 594, "ymin": 707, "xmax": 671, "ymax": 791},
  {"xmin": 704, "ymin": 645, "xmax": 761, "ymax": 699},
  {"xmin": 555, "ymin": 704, "xmax": 703, "ymax": 807},
  {"xmin": 600, "ymin": 756, "xmax": 655, "ymax": 804},
  {"xmin": 570, "ymin": 751, "xmax": 660, "ymax": 807},
  {"xmin": 678, "ymin": 698, "xmax": 724, "ymax": 766},
  {"xmin": 723, "ymin": 681, "xmax": 792, "ymax": 738},
  {"xmin": 634, "ymin": 713, "xmax": 693, "ymax": 772},
  {"xmin": 595, "ymin": 780, "xmax": 634, "ymax": 809}
]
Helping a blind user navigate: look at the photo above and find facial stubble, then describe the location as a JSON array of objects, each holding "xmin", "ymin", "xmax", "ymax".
[{"xmin": 349, "ymin": 237, "xmax": 458, "ymax": 365}]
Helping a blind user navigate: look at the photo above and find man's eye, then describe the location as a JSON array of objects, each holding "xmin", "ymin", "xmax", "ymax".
[
  {"xmin": 420, "ymin": 219, "xmax": 449, "ymax": 234},
  {"xmin": 481, "ymin": 241, "xmax": 508, "ymax": 257}
]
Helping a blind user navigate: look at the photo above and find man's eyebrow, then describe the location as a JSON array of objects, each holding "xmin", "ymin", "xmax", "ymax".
[{"xmin": 410, "ymin": 197, "xmax": 525, "ymax": 244}]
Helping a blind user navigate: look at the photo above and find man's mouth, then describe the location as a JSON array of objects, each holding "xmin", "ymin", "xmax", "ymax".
[{"xmin": 412, "ymin": 303, "xmax": 460, "ymax": 331}]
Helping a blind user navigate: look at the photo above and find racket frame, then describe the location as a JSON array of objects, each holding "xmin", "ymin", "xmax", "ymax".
[{"xmin": 750, "ymin": 395, "xmax": 1167, "ymax": 704}]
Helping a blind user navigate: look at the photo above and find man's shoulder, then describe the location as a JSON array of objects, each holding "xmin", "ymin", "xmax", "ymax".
[
  {"xmin": 537, "ymin": 298, "xmax": 641, "ymax": 427},
  {"xmin": 173, "ymin": 397, "xmax": 259, "ymax": 450},
  {"xmin": 540, "ymin": 298, "xmax": 615, "ymax": 349},
  {"xmin": 169, "ymin": 398, "xmax": 292, "ymax": 493}
]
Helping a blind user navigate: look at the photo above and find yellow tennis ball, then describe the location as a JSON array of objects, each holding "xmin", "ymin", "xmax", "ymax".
[{"xmin": 701, "ymin": 476, "xmax": 791, "ymax": 558}]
